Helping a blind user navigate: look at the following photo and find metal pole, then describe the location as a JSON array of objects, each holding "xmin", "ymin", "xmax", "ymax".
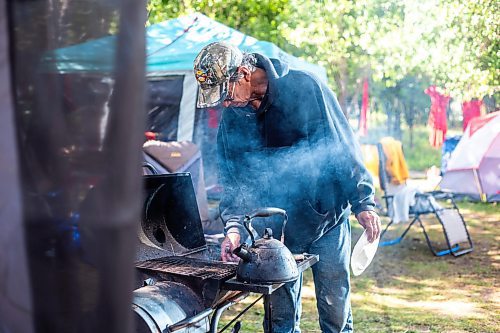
[
  {"xmin": 264, "ymin": 295, "xmax": 273, "ymax": 333},
  {"xmin": 215, "ymin": 293, "xmax": 258, "ymax": 333},
  {"xmin": 472, "ymin": 168, "xmax": 486, "ymax": 202}
]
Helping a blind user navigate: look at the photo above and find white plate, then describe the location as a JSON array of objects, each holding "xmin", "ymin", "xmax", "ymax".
[{"xmin": 351, "ymin": 230, "xmax": 380, "ymax": 276}]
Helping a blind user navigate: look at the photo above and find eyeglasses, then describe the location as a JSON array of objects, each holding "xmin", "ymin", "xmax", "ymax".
[
  {"xmin": 224, "ymin": 80, "xmax": 238, "ymax": 102},
  {"xmin": 224, "ymin": 69, "xmax": 242, "ymax": 102}
]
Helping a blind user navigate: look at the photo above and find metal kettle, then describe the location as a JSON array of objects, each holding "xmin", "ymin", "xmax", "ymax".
[{"xmin": 233, "ymin": 207, "xmax": 299, "ymax": 284}]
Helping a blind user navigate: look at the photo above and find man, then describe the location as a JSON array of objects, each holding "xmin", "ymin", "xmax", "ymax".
[{"xmin": 193, "ymin": 42, "xmax": 381, "ymax": 333}]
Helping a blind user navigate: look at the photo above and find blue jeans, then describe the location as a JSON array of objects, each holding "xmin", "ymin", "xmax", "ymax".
[{"xmin": 265, "ymin": 219, "xmax": 353, "ymax": 333}]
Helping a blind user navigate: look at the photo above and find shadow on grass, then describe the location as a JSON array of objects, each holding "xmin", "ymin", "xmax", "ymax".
[
  {"xmin": 348, "ymin": 201, "xmax": 499, "ymax": 332},
  {"xmin": 219, "ymin": 202, "xmax": 499, "ymax": 332}
]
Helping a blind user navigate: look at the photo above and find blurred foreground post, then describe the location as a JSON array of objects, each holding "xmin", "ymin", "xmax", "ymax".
[{"xmin": 1, "ymin": 0, "xmax": 146, "ymax": 332}]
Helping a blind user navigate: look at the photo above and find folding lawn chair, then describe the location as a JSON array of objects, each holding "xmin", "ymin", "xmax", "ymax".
[{"xmin": 376, "ymin": 138, "xmax": 474, "ymax": 257}]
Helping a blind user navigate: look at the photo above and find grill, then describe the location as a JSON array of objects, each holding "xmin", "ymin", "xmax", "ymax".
[
  {"xmin": 135, "ymin": 256, "xmax": 238, "ymax": 281},
  {"xmin": 134, "ymin": 254, "xmax": 318, "ymax": 333},
  {"xmin": 134, "ymin": 174, "xmax": 320, "ymax": 333}
]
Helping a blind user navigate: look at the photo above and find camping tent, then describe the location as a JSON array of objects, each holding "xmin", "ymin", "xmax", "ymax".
[
  {"xmin": 43, "ymin": 13, "xmax": 328, "ymax": 189},
  {"xmin": 439, "ymin": 112, "xmax": 499, "ymax": 202},
  {"xmin": 44, "ymin": 13, "xmax": 327, "ymax": 142}
]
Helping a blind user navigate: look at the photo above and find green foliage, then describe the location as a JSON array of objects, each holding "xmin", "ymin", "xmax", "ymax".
[
  {"xmin": 367, "ymin": 76, "xmax": 432, "ymax": 141},
  {"xmin": 147, "ymin": 0, "xmax": 498, "ymax": 124},
  {"xmin": 146, "ymin": 0, "xmax": 184, "ymax": 23},
  {"xmin": 359, "ymin": 125, "xmax": 441, "ymax": 171},
  {"xmin": 147, "ymin": 0, "xmax": 291, "ymax": 48},
  {"xmin": 413, "ymin": 0, "xmax": 499, "ymax": 100},
  {"xmin": 191, "ymin": 0, "xmax": 291, "ymax": 47},
  {"xmin": 401, "ymin": 126, "xmax": 442, "ymax": 171}
]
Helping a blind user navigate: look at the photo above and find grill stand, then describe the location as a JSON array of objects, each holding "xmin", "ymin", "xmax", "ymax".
[
  {"xmin": 136, "ymin": 254, "xmax": 318, "ymax": 333},
  {"xmin": 209, "ymin": 292, "xmax": 253, "ymax": 333},
  {"xmin": 217, "ymin": 254, "xmax": 319, "ymax": 333}
]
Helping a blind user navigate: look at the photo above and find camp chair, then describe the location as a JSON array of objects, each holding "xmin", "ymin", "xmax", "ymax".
[{"xmin": 376, "ymin": 138, "xmax": 473, "ymax": 257}]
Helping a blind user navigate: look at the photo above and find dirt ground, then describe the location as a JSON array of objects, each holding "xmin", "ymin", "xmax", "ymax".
[{"xmin": 219, "ymin": 200, "xmax": 499, "ymax": 332}]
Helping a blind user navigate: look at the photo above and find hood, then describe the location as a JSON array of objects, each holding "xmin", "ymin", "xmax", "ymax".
[
  {"xmin": 255, "ymin": 53, "xmax": 289, "ymax": 80},
  {"xmin": 252, "ymin": 53, "xmax": 290, "ymax": 115}
]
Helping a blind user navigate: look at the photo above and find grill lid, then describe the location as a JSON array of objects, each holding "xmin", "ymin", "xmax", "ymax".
[{"xmin": 139, "ymin": 173, "xmax": 207, "ymax": 259}]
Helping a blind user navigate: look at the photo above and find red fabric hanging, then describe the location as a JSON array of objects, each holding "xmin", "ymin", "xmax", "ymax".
[
  {"xmin": 462, "ymin": 99, "xmax": 482, "ymax": 131},
  {"xmin": 425, "ymin": 86, "xmax": 449, "ymax": 148},
  {"xmin": 359, "ymin": 78, "xmax": 369, "ymax": 136}
]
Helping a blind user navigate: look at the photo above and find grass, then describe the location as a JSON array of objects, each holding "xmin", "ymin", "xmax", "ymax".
[
  {"xmin": 218, "ymin": 201, "xmax": 500, "ymax": 332},
  {"xmin": 400, "ymin": 128, "xmax": 442, "ymax": 172},
  {"xmin": 357, "ymin": 125, "xmax": 448, "ymax": 172}
]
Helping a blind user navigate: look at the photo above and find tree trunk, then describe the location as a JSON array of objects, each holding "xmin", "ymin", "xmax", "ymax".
[
  {"xmin": 385, "ymin": 100, "xmax": 392, "ymax": 136},
  {"xmin": 393, "ymin": 99, "xmax": 402, "ymax": 139},
  {"xmin": 336, "ymin": 59, "xmax": 348, "ymax": 117},
  {"xmin": 409, "ymin": 124, "xmax": 414, "ymax": 148}
]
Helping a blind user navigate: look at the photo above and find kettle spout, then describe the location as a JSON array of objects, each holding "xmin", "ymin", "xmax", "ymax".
[{"xmin": 233, "ymin": 245, "xmax": 252, "ymax": 262}]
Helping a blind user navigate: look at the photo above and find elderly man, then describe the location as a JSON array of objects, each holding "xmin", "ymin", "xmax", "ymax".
[{"xmin": 193, "ymin": 42, "xmax": 380, "ymax": 333}]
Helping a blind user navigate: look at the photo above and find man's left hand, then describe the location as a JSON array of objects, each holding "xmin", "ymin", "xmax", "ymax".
[{"xmin": 355, "ymin": 210, "xmax": 381, "ymax": 243}]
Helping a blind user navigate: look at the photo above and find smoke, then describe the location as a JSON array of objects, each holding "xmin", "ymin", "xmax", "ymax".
[{"xmin": 218, "ymin": 111, "xmax": 354, "ymax": 249}]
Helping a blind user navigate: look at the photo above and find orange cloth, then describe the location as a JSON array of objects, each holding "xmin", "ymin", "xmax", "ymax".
[
  {"xmin": 361, "ymin": 144, "xmax": 380, "ymax": 188},
  {"xmin": 380, "ymin": 137, "xmax": 409, "ymax": 185}
]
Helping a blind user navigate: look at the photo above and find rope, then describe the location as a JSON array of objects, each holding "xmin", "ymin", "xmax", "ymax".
[{"xmin": 146, "ymin": 16, "xmax": 199, "ymax": 58}]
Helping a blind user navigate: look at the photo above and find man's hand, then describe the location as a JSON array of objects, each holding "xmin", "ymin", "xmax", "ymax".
[
  {"xmin": 355, "ymin": 210, "xmax": 381, "ymax": 243},
  {"xmin": 221, "ymin": 230, "xmax": 241, "ymax": 262}
]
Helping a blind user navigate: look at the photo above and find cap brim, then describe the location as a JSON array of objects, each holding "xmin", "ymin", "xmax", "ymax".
[{"xmin": 196, "ymin": 81, "xmax": 230, "ymax": 108}]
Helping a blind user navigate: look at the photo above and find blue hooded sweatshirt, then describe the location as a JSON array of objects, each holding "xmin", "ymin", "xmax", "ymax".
[{"xmin": 217, "ymin": 53, "xmax": 375, "ymax": 253}]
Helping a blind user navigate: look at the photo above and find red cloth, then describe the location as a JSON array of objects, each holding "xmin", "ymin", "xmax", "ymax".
[
  {"xmin": 359, "ymin": 78, "xmax": 369, "ymax": 136},
  {"xmin": 144, "ymin": 131, "xmax": 156, "ymax": 141},
  {"xmin": 462, "ymin": 100, "xmax": 482, "ymax": 131},
  {"xmin": 425, "ymin": 86, "xmax": 450, "ymax": 148}
]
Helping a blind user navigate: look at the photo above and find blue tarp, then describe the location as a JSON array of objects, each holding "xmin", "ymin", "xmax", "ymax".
[
  {"xmin": 44, "ymin": 13, "xmax": 327, "ymax": 82},
  {"xmin": 441, "ymin": 135, "xmax": 462, "ymax": 175}
]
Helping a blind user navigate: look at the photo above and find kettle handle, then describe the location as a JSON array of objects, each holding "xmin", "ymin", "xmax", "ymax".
[{"xmin": 244, "ymin": 207, "xmax": 288, "ymax": 245}]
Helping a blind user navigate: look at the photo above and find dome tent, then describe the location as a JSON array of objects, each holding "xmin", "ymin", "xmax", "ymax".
[{"xmin": 439, "ymin": 112, "xmax": 499, "ymax": 202}]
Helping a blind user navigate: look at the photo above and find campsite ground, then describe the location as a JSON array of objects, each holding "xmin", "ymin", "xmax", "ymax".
[
  {"xmin": 219, "ymin": 200, "xmax": 499, "ymax": 333},
  {"xmin": 218, "ymin": 126, "xmax": 499, "ymax": 332}
]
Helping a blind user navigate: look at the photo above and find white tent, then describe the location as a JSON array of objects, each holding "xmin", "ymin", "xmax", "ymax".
[{"xmin": 440, "ymin": 112, "xmax": 500, "ymax": 202}]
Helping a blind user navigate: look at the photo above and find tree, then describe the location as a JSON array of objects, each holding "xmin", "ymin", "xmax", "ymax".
[
  {"xmin": 146, "ymin": 0, "xmax": 498, "ymax": 123},
  {"xmin": 147, "ymin": 0, "xmax": 292, "ymax": 48},
  {"xmin": 365, "ymin": 0, "xmax": 499, "ymax": 101},
  {"xmin": 276, "ymin": 0, "xmax": 400, "ymax": 115}
]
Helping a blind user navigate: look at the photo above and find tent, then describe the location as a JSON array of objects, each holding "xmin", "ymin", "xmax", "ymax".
[
  {"xmin": 44, "ymin": 13, "xmax": 327, "ymax": 142},
  {"xmin": 439, "ymin": 112, "xmax": 499, "ymax": 202},
  {"xmin": 43, "ymin": 13, "xmax": 328, "ymax": 188}
]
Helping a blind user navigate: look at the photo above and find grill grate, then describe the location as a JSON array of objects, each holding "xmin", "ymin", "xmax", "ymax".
[{"xmin": 135, "ymin": 256, "xmax": 238, "ymax": 280}]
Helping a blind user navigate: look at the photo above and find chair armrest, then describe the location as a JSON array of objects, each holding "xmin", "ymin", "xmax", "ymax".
[
  {"xmin": 425, "ymin": 190, "xmax": 454, "ymax": 200},
  {"xmin": 142, "ymin": 162, "xmax": 158, "ymax": 175}
]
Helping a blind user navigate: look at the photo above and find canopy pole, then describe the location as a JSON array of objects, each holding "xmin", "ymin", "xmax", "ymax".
[{"xmin": 472, "ymin": 168, "xmax": 486, "ymax": 202}]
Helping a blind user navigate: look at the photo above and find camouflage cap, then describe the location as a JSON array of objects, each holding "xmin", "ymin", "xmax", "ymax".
[{"xmin": 193, "ymin": 42, "xmax": 243, "ymax": 108}]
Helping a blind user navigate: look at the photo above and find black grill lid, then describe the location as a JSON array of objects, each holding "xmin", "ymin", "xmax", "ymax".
[{"xmin": 140, "ymin": 173, "xmax": 207, "ymax": 257}]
